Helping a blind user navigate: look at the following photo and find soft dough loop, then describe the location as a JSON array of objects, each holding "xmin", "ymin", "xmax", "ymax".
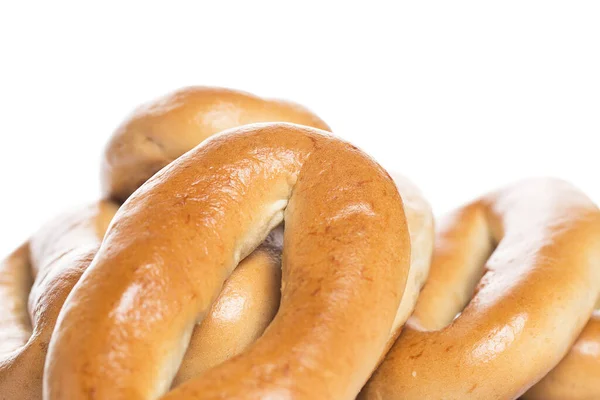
[
  {"xmin": 2, "ymin": 86, "xmax": 332, "ymax": 400},
  {"xmin": 102, "ymin": 86, "xmax": 331, "ymax": 202},
  {"xmin": 45, "ymin": 123, "xmax": 411, "ymax": 400},
  {"xmin": 523, "ymin": 310, "xmax": 600, "ymax": 400},
  {"xmin": 172, "ymin": 173, "xmax": 434, "ymax": 387},
  {"xmin": 360, "ymin": 178, "xmax": 600, "ymax": 400},
  {"xmin": 0, "ymin": 201, "xmax": 118, "ymax": 400}
]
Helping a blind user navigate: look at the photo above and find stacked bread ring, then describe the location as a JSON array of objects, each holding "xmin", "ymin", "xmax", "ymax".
[{"xmin": 0, "ymin": 87, "xmax": 598, "ymax": 400}]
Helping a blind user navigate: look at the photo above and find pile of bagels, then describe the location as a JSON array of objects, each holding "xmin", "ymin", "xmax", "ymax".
[{"xmin": 1, "ymin": 86, "xmax": 598, "ymax": 400}]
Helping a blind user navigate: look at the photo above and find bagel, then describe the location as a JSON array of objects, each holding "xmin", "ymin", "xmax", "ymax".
[
  {"xmin": 102, "ymin": 86, "xmax": 331, "ymax": 202},
  {"xmin": 99, "ymin": 86, "xmax": 432, "ymax": 390},
  {"xmin": 172, "ymin": 225, "xmax": 284, "ymax": 385},
  {"xmin": 173, "ymin": 173, "xmax": 434, "ymax": 387},
  {"xmin": 382, "ymin": 174, "xmax": 434, "ymax": 352},
  {"xmin": 98, "ymin": 85, "xmax": 431, "ymax": 389},
  {"xmin": 523, "ymin": 311, "xmax": 600, "ymax": 400},
  {"xmin": 46, "ymin": 123, "xmax": 411, "ymax": 399},
  {"xmin": 104, "ymin": 86, "xmax": 335, "ymax": 386},
  {"xmin": 1, "ymin": 86, "xmax": 332, "ymax": 400},
  {"xmin": 360, "ymin": 178, "xmax": 600, "ymax": 400},
  {"xmin": 9, "ymin": 84, "xmax": 596, "ymax": 400},
  {"xmin": 0, "ymin": 201, "xmax": 118, "ymax": 400}
]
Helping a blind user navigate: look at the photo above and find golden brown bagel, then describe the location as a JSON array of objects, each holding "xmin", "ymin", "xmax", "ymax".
[
  {"xmin": 2, "ymin": 86, "xmax": 331, "ymax": 400},
  {"xmin": 360, "ymin": 178, "xmax": 600, "ymax": 400},
  {"xmin": 0, "ymin": 201, "xmax": 117, "ymax": 400},
  {"xmin": 102, "ymin": 86, "xmax": 331, "ymax": 202},
  {"xmin": 523, "ymin": 311, "xmax": 600, "ymax": 400},
  {"xmin": 0, "ymin": 211, "xmax": 285, "ymax": 400},
  {"xmin": 101, "ymin": 86, "xmax": 331, "ymax": 385},
  {"xmin": 172, "ymin": 226, "xmax": 284, "ymax": 385},
  {"xmin": 172, "ymin": 173, "xmax": 434, "ymax": 387},
  {"xmin": 384, "ymin": 174, "xmax": 434, "ymax": 351},
  {"xmin": 45, "ymin": 123, "xmax": 410, "ymax": 400},
  {"xmin": 99, "ymin": 85, "xmax": 430, "ymax": 391}
]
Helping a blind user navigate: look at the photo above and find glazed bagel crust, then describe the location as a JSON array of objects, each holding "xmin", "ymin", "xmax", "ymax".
[
  {"xmin": 172, "ymin": 175, "xmax": 434, "ymax": 388},
  {"xmin": 172, "ymin": 227, "xmax": 284, "ymax": 386},
  {"xmin": 0, "ymin": 201, "xmax": 117, "ymax": 400},
  {"xmin": 101, "ymin": 86, "xmax": 332, "ymax": 388},
  {"xmin": 360, "ymin": 178, "xmax": 600, "ymax": 400},
  {"xmin": 46, "ymin": 123, "xmax": 410, "ymax": 400},
  {"xmin": 102, "ymin": 86, "xmax": 331, "ymax": 202},
  {"xmin": 524, "ymin": 311, "xmax": 600, "ymax": 400},
  {"xmin": 384, "ymin": 174, "xmax": 434, "ymax": 351},
  {"xmin": 1, "ymin": 87, "xmax": 332, "ymax": 400}
]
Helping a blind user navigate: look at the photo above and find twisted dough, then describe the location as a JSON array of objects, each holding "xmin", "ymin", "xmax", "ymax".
[
  {"xmin": 360, "ymin": 178, "xmax": 600, "ymax": 400},
  {"xmin": 0, "ymin": 87, "xmax": 331, "ymax": 400},
  {"xmin": 46, "ymin": 123, "xmax": 411, "ymax": 399}
]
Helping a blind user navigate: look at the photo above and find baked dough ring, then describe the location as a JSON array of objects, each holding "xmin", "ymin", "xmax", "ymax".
[
  {"xmin": 1, "ymin": 87, "xmax": 330, "ymax": 400},
  {"xmin": 102, "ymin": 86, "xmax": 330, "ymax": 202},
  {"xmin": 172, "ymin": 226, "xmax": 284, "ymax": 385},
  {"xmin": 0, "ymin": 202, "xmax": 117, "ymax": 400},
  {"xmin": 360, "ymin": 178, "xmax": 600, "ymax": 400},
  {"xmin": 46, "ymin": 123, "xmax": 411, "ymax": 400},
  {"xmin": 173, "ymin": 173, "xmax": 434, "ymax": 386},
  {"xmin": 382, "ymin": 174, "xmax": 434, "ymax": 351},
  {"xmin": 523, "ymin": 311, "xmax": 600, "ymax": 400},
  {"xmin": 100, "ymin": 86, "xmax": 332, "ymax": 385}
]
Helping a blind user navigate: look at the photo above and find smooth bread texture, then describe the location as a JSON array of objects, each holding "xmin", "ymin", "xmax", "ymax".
[
  {"xmin": 4, "ymin": 84, "xmax": 598, "ymax": 400},
  {"xmin": 102, "ymin": 86, "xmax": 331, "ymax": 202},
  {"xmin": 0, "ymin": 201, "xmax": 118, "ymax": 400},
  {"xmin": 384, "ymin": 174, "xmax": 434, "ymax": 351},
  {"xmin": 102, "ymin": 86, "xmax": 336, "ymax": 387},
  {"xmin": 46, "ymin": 124, "xmax": 411, "ymax": 400},
  {"xmin": 523, "ymin": 310, "xmax": 600, "ymax": 400},
  {"xmin": 173, "ymin": 174, "xmax": 434, "ymax": 387},
  {"xmin": 2, "ymin": 86, "xmax": 333, "ymax": 400},
  {"xmin": 360, "ymin": 178, "xmax": 600, "ymax": 400},
  {"xmin": 172, "ymin": 226, "xmax": 284, "ymax": 385}
]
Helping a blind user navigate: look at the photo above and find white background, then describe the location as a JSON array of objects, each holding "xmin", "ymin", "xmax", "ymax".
[{"xmin": 0, "ymin": 1, "xmax": 599, "ymax": 256}]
